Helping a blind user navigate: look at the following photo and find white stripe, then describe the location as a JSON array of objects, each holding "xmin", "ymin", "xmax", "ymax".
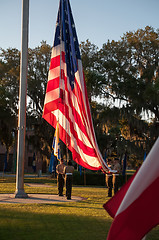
[
  {"xmin": 116, "ymin": 137, "xmax": 159, "ymax": 216},
  {"xmin": 48, "ymin": 66, "xmax": 60, "ymax": 81},
  {"xmin": 44, "ymin": 88, "xmax": 59, "ymax": 105},
  {"xmin": 51, "ymin": 43, "xmax": 65, "ymax": 58}
]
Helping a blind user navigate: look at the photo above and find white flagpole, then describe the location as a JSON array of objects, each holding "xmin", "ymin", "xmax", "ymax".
[{"xmin": 15, "ymin": 0, "xmax": 29, "ymax": 198}]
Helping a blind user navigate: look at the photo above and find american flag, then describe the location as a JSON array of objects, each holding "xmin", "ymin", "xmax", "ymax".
[{"xmin": 43, "ymin": 0, "xmax": 110, "ymax": 171}]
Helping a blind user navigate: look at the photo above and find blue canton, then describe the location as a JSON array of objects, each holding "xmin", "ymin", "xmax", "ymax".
[{"xmin": 54, "ymin": 0, "xmax": 81, "ymax": 90}]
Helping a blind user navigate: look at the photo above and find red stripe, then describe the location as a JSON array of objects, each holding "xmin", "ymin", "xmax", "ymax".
[
  {"xmin": 107, "ymin": 177, "xmax": 159, "ymax": 240},
  {"xmin": 49, "ymin": 52, "xmax": 65, "ymax": 70},
  {"xmin": 46, "ymin": 77, "xmax": 59, "ymax": 92},
  {"xmin": 42, "ymin": 110, "xmax": 57, "ymax": 130},
  {"xmin": 50, "ymin": 55, "xmax": 60, "ymax": 69},
  {"xmin": 43, "ymin": 99, "xmax": 59, "ymax": 114}
]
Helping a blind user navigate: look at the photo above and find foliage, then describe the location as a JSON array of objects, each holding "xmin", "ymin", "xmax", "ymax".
[{"xmin": 97, "ymin": 26, "xmax": 159, "ymax": 162}]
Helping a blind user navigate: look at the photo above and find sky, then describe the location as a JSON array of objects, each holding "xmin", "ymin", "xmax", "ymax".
[{"xmin": 0, "ymin": 0, "xmax": 159, "ymax": 50}]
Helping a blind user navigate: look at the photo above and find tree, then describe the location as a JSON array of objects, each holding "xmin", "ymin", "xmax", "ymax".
[
  {"xmin": 80, "ymin": 40, "xmax": 105, "ymax": 102},
  {"xmin": 0, "ymin": 48, "xmax": 20, "ymax": 115},
  {"xmin": 0, "ymin": 48, "xmax": 19, "ymax": 168},
  {"xmin": 27, "ymin": 41, "xmax": 52, "ymax": 117},
  {"xmin": 99, "ymin": 26, "xmax": 159, "ymax": 159}
]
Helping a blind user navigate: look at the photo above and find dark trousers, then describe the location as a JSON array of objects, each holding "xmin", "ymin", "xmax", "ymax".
[
  {"xmin": 65, "ymin": 175, "xmax": 72, "ymax": 199},
  {"xmin": 57, "ymin": 174, "xmax": 64, "ymax": 196},
  {"xmin": 113, "ymin": 175, "xmax": 119, "ymax": 194},
  {"xmin": 106, "ymin": 175, "xmax": 113, "ymax": 197}
]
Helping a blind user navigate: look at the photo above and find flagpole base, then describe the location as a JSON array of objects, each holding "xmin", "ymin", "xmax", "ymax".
[{"xmin": 15, "ymin": 189, "xmax": 28, "ymax": 198}]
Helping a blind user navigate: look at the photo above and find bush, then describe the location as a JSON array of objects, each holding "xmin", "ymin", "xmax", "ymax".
[{"xmin": 73, "ymin": 170, "xmax": 133, "ymax": 187}]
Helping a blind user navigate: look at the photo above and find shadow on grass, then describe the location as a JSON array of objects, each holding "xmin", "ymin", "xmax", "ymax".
[{"xmin": 0, "ymin": 205, "xmax": 111, "ymax": 240}]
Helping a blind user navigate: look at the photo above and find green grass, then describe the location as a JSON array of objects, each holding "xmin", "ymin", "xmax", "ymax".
[{"xmin": 0, "ymin": 176, "xmax": 158, "ymax": 240}]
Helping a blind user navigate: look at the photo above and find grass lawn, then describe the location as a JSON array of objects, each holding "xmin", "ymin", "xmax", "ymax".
[{"xmin": 0, "ymin": 176, "xmax": 158, "ymax": 240}]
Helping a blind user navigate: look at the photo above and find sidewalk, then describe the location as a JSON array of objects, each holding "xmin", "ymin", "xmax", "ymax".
[
  {"xmin": 0, "ymin": 173, "xmax": 85, "ymax": 204},
  {"xmin": 0, "ymin": 172, "xmax": 50, "ymax": 178},
  {"xmin": 0, "ymin": 193, "xmax": 84, "ymax": 204}
]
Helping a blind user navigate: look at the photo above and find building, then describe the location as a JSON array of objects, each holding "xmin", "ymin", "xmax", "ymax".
[{"xmin": 0, "ymin": 129, "xmax": 49, "ymax": 174}]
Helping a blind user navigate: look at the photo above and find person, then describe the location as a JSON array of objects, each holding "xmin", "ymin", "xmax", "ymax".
[
  {"xmin": 64, "ymin": 160, "xmax": 74, "ymax": 200},
  {"xmin": 105, "ymin": 159, "xmax": 113, "ymax": 197},
  {"xmin": 112, "ymin": 158, "xmax": 121, "ymax": 195},
  {"xmin": 56, "ymin": 158, "xmax": 65, "ymax": 196}
]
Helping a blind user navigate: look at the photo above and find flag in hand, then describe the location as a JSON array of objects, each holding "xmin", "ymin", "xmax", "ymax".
[
  {"xmin": 42, "ymin": 0, "xmax": 110, "ymax": 171},
  {"xmin": 104, "ymin": 137, "xmax": 159, "ymax": 240}
]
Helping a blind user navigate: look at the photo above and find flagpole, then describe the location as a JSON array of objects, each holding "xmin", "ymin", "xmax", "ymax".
[{"xmin": 15, "ymin": 0, "xmax": 29, "ymax": 198}]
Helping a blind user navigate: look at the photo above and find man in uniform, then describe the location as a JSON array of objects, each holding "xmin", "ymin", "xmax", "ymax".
[
  {"xmin": 64, "ymin": 160, "xmax": 74, "ymax": 200},
  {"xmin": 56, "ymin": 158, "xmax": 65, "ymax": 196},
  {"xmin": 113, "ymin": 158, "xmax": 121, "ymax": 195},
  {"xmin": 105, "ymin": 159, "xmax": 113, "ymax": 197}
]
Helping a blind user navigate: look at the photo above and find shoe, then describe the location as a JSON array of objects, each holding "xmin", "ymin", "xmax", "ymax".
[
  {"xmin": 67, "ymin": 197, "xmax": 71, "ymax": 200},
  {"xmin": 59, "ymin": 194, "xmax": 63, "ymax": 196}
]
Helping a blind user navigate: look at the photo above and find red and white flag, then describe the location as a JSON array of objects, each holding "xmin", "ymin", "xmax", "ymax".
[
  {"xmin": 104, "ymin": 137, "xmax": 159, "ymax": 240},
  {"xmin": 42, "ymin": 0, "xmax": 110, "ymax": 171}
]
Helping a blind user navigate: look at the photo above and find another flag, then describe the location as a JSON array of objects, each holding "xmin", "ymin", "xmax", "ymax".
[
  {"xmin": 79, "ymin": 164, "xmax": 82, "ymax": 176},
  {"xmin": 52, "ymin": 122, "xmax": 61, "ymax": 160},
  {"xmin": 49, "ymin": 151, "xmax": 55, "ymax": 173},
  {"xmin": 144, "ymin": 151, "xmax": 146, "ymax": 161},
  {"xmin": 104, "ymin": 137, "xmax": 159, "ymax": 240},
  {"xmin": 42, "ymin": 0, "xmax": 111, "ymax": 172}
]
